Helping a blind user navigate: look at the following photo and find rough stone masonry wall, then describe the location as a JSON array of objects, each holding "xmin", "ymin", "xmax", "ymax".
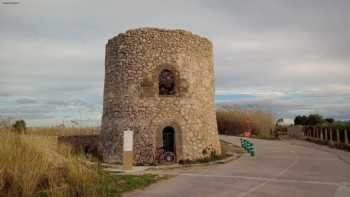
[{"xmin": 99, "ymin": 28, "xmax": 221, "ymax": 164}]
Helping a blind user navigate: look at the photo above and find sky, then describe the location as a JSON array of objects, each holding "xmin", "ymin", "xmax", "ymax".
[{"xmin": 0, "ymin": 0, "xmax": 349, "ymax": 126}]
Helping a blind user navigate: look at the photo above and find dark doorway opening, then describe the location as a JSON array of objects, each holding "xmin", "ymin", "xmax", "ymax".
[{"xmin": 163, "ymin": 126, "xmax": 175, "ymax": 153}]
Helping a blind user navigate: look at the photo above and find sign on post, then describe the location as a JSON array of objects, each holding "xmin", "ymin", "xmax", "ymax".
[
  {"xmin": 244, "ymin": 131, "xmax": 251, "ymax": 138},
  {"xmin": 123, "ymin": 129, "xmax": 133, "ymax": 170}
]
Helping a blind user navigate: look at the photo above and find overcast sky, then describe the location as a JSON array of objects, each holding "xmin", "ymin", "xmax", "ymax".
[{"xmin": 1, "ymin": 0, "xmax": 349, "ymax": 126}]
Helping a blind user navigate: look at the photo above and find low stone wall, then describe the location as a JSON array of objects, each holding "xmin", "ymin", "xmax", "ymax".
[
  {"xmin": 58, "ymin": 135, "xmax": 100, "ymax": 156},
  {"xmin": 287, "ymin": 125, "xmax": 304, "ymax": 139},
  {"xmin": 306, "ymin": 138, "xmax": 350, "ymax": 152}
]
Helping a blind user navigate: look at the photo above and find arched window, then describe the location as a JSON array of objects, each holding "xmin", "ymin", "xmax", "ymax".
[{"xmin": 159, "ymin": 69, "xmax": 176, "ymax": 95}]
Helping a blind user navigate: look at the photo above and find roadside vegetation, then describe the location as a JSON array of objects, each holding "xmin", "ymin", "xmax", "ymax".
[
  {"xmin": 0, "ymin": 128, "xmax": 162, "ymax": 197},
  {"xmin": 26, "ymin": 127, "xmax": 100, "ymax": 136},
  {"xmin": 216, "ymin": 109, "xmax": 276, "ymax": 139},
  {"xmin": 294, "ymin": 114, "xmax": 350, "ymax": 130},
  {"xmin": 0, "ymin": 118, "xmax": 99, "ymax": 137}
]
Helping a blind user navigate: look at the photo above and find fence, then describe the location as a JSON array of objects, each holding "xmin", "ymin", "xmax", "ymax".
[{"xmin": 304, "ymin": 126, "xmax": 349, "ymax": 145}]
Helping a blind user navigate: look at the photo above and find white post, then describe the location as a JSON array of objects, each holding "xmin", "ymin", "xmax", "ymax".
[
  {"xmin": 345, "ymin": 130, "xmax": 349, "ymax": 145},
  {"xmin": 329, "ymin": 128, "xmax": 333, "ymax": 143},
  {"xmin": 336, "ymin": 129, "xmax": 340, "ymax": 143},
  {"xmin": 123, "ymin": 129, "xmax": 134, "ymax": 170}
]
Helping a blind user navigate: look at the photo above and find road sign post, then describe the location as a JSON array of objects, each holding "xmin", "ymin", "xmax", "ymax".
[{"xmin": 123, "ymin": 129, "xmax": 133, "ymax": 170}]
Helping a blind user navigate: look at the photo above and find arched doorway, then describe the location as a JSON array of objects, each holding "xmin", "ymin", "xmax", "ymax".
[{"xmin": 162, "ymin": 126, "xmax": 175, "ymax": 153}]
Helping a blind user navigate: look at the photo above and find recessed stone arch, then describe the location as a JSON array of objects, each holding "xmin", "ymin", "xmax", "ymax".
[
  {"xmin": 155, "ymin": 64, "xmax": 180, "ymax": 97},
  {"xmin": 140, "ymin": 64, "xmax": 181, "ymax": 97},
  {"xmin": 154, "ymin": 120, "xmax": 183, "ymax": 162},
  {"xmin": 159, "ymin": 69, "xmax": 176, "ymax": 95}
]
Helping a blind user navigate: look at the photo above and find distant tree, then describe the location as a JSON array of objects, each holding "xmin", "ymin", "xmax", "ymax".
[
  {"xmin": 301, "ymin": 115, "xmax": 308, "ymax": 125},
  {"xmin": 12, "ymin": 120, "xmax": 26, "ymax": 134},
  {"xmin": 306, "ymin": 114, "xmax": 324, "ymax": 125},
  {"xmin": 294, "ymin": 116, "xmax": 302, "ymax": 125},
  {"xmin": 294, "ymin": 115, "xmax": 308, "ymax": 125},
  {"xmin": 325, "ymin": 118, "xmax": 335, "ymax": 124}
]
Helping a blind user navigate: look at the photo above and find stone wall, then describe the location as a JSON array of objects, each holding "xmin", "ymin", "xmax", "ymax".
[
  {"xmin": 99, "ymin": 28, "xmax": 221, "ymax": 164},
  {"xmin": 287, "ymin": 125, "xmax": 304, "ymax": 139}
]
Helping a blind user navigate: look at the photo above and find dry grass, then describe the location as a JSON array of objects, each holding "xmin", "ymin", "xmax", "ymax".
[
  {"xmin": 0, "ymin": 128, "xmax": 99, "ymax": 197},
  {"xmin": 217, "ymin": 110, "xmax": 275, "ymax": 137},
  {"xmin": 0, "ymin": 128, "xmax": 163, "ymax": 197},
  {"xmin": 26, "ymin": 127, "xmax": 100, "ymax": 137}
]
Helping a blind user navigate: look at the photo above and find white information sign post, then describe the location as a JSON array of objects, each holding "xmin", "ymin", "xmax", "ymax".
[
  {"xmin": 123, "ymin": 129, "xmax": 133, "ymax": 170},
  {"xmin": 123, "ymin": 129, "xmax": 133, "ymax": 151}
]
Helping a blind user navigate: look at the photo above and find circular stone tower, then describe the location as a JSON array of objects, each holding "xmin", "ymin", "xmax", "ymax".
[{"xmin": 99, "ymin": 28, "xmax": 221, "ymax": 164}]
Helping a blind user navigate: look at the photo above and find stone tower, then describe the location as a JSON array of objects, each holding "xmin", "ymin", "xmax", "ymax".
[{"xmin": 99, "ymin": 28, "xmax": 221, "ymax": 164}]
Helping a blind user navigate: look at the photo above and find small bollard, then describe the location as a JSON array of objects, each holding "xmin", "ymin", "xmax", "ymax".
[
  {"xmin": 240, "ymin": 139, "xmax": 255, "ymax": 156},
  {"xmin": 250, "ymin": 150, "xmax": 255, "ymax": 156},
  {"xmin": 248, "ymin": 143, "xmax": 255, "ymax": 157},
  {"xmin": 243, "ymin": 140, "xmax": 248, "ymax": 150},
  {"xmin": 242, "ymin": 140, "xmax": 255, "ymax": 157}
]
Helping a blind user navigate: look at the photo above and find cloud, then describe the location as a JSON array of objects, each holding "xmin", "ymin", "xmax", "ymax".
[
  {"xmin": 0, "ymin": 0, "xmax": 350, "ymax": 125},
  {"xmin": 216, "ymin": 85, "xmax": 350, "ymax": 120},
  {"xmin": 15, "ymin": 98, "xmax": 37, "ymax": 104}
]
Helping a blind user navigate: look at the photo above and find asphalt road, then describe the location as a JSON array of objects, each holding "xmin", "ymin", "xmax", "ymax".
[{"xmin": 125, "ymin": 136, "xmax": 350, "ymax": 197}]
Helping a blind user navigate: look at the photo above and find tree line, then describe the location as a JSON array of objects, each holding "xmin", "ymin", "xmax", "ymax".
[{"xmin": 294, "ymin": 114, "xmax": 334, "ymax": 126}]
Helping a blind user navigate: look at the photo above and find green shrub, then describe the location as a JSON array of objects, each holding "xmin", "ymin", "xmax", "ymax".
[{"xmin": 11, "ymin": 120, "xmax": 26, "ymax": 134}]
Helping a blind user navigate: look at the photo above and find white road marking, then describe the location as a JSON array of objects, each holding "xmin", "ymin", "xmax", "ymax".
[
  {"xmin": 334, "ymin": 183, "xmax": 350, "ymax": 197},
  {"xmin": 178, "ymin": 173, "xmax": 341, "ymax": 186},
  {"xmin": 236, "ymin": 147, "xmax": 300, "ymax": 197},
  {"xmin": 259, "ymin": 155, "xmax": 339, "ymax": 161}
]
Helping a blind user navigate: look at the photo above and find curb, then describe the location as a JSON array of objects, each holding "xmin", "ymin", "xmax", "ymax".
[
  {"xmin": 103, "ymin": 142, "xmax": 244, "ymax": 174},
  {"xmin": 146, "ymin": 153, "xmax": 241, "ymax": 171}
]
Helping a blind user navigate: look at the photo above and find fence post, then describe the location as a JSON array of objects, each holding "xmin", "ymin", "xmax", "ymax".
[
  {"xmin": 320, "ymin": 128, "xmax": 324, "ymax": 141},
  {"xmin": 336, "ymin": 129, "xmax": 340, "ymax": 144},
  {"xmin": 315, "ymin": 127, "xmax": 317, "ymax": 139},
  {"xmin": 329, "ymin": 128, "xmax": 333, "ymax": 143},
  {"xmin": 345, "ymin": 130, "xmax": 349, "ymax": 145}
]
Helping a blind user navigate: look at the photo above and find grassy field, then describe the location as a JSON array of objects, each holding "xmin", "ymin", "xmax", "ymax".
[
  {"xmin": 98, "ymin": 173, "xmax": 166, "ymax": 197},
  {"xmin": 0, "ymin": 129, "xmax": 163, "ymax": 197}
]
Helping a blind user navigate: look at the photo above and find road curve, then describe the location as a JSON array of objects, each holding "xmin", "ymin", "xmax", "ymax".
[{"xmin": 125, "ymin": 136, "xmax": 350, "ymax": 197}]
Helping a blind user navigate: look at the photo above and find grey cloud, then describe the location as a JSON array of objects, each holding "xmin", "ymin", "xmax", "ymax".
[
  {"xmin": 1, "ymin": 0, "xmax": 349, "ymax": 124},
  {"xmin": 45, "ymin": 100, "xmax": 70, "ymax": 106},
  {"xmin": 0, "ymin": 105, "xmax": 55, "ymax": 114},
  {"xmin": 15, "ymin": 98, "xmax": 37, "ymax": 104}
]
